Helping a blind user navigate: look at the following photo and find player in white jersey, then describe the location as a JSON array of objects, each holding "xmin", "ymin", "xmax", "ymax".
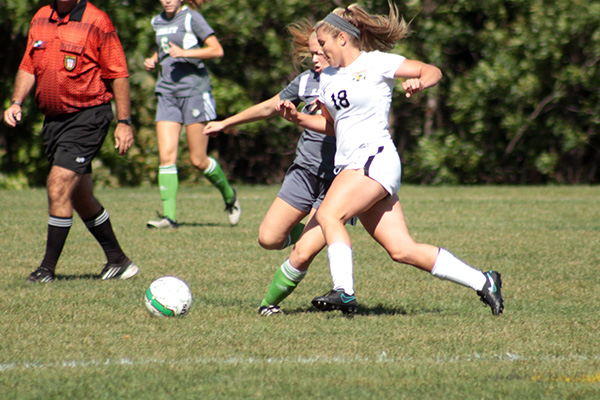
[
  {"xmin": 277, "ymin": 3, "xmax": 504, "ymax": 316},
  {"xmin": 204, "ymin": 22, "xmax": 337, "ymax": 315},
  {"xmin": 144, "ymin": 0, "xmax": 241, "ymax": 229}
]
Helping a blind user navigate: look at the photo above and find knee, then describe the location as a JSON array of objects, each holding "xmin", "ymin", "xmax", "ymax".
[
  {"xmin": 387, "ymin": 240, "xmax": 423, "ymax": 265},
  {"xmin": 290, "ymin": 245, "xmax": 318, "ymax": 267},
  {"xmin": 315, "ymin": 209, "xmax": 335, "ymax": 228},
  {"xmin": 190, "ymin": 154, "xmax": 209, "ymax": 171},
  {"xmin": 257, "ymin": 226, "xmax": 285, "ymax": 250},
  {"xmin": 47, "ymin": 176, "xmax": 72, "ymax": 204},
  {"xmin": 388, "ymin": 248, "xmax": 410, "ymax": 264}
]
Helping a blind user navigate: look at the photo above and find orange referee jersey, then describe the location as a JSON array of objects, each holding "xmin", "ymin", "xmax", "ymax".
[{"xmin": 19, "ymin": 0, "xmax": 129, "ymax": 117}]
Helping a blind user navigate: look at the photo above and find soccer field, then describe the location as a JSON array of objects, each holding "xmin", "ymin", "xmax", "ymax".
[{"xmin": 1, "ymin": 185, "xmax": 599, "ymax": 399}]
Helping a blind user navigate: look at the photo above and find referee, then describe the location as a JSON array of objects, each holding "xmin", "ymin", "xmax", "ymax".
[{"xmin": 3, "ymin": 0, "xmax": 139, "ymax": 283}]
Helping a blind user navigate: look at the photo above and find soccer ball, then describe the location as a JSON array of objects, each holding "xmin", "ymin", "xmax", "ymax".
[{"xmin": 144, "ymin": 276, "xmax": 193, "ymax": 317}]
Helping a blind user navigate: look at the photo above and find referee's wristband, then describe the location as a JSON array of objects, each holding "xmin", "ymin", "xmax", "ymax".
[
  {"xmin": 117, "ymin": 117, "xmax": 132, "ymax": 125},
  {"xmin": 10, "ymin": 100, "xmax": 22, "ymax": 106}
]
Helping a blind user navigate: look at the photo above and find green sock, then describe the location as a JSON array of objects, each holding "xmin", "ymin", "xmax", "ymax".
[
  {"xmin": 158, "ymin": 165, "xmax": 178, "ymax": 221},
  {"xmin": 203, "ymin": 157, "xmax": 235, "ymax": 204},
  {"xmin": 281, "ymin": 222, "xmax": 306, "ymax": 249},
  {"xmin": 260, "ymin": 259, "xmax": 306, "ymax": 307}
]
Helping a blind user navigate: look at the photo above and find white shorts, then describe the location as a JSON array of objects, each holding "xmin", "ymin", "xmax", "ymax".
[{"xmin": 337, "ymin": 139, "xmax": 401, "ymax": 196}]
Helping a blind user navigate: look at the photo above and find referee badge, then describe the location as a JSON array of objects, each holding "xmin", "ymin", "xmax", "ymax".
[{"xmin": 64, "ymin": 55, "xmax": 77, "ymax": 71}]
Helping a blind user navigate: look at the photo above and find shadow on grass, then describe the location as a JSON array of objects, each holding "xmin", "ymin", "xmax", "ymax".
[
  {"xmin": 176, "ymin": 221, "xmax": 221, "ymax": 228},
  {"xmin": 144, "ymin": 221, "xmax": 221, "ymax": 229},
  {"xmin": 282, "ymin": 303, "xmax": 444, "ymax": 316},
  {"xmin": 55, "ymin": 273, "xmax": 102, "ymax": 281}
]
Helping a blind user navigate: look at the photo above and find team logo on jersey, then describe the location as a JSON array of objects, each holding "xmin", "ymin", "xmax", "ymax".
[
  {"xmin": 352, "ymin": 71, "xmax": 367, "ymax": 81},
  {"xmin": 64, "ymin": 55, "xmax": 77, "ymax": 71},
  {"xmin": 33, "ymin": 40, "xmax": 44, "ymax": 48}
]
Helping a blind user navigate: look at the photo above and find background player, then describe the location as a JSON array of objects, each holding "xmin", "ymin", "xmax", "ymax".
[{"xmin": 144, "ymin": 0, "xmax": 240, "ymax": 228}]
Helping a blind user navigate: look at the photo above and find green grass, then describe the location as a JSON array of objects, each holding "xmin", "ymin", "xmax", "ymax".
[{"xmin": 1, "ymin": 185, "xmax": 599, "ymax": 399}]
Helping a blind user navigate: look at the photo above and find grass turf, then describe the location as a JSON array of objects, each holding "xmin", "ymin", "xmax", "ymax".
[{"xmin": 1, "ymin": 185, "xmax": 599, "ymax": 399}]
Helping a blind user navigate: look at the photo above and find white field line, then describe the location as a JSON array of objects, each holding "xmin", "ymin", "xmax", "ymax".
[{"xmin": 1, "ymin": 353, "xmax": 600, "ymax": 372}]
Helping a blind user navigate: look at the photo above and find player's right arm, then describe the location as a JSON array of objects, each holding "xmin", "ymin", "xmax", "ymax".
[
  {"xmin": 4, "ymin": 69, "xmax": 35, "ymax": 127},
  {"xmin": 144, "ymin": 52, "xmax": 159, "ymax": 71},
  {"xmin": 204, "ymin": 94, "xmax": 282, "ymax": 137},
  {"xmin": 276, "ymin": 100, "xmax": 334, "ymax": 136}
]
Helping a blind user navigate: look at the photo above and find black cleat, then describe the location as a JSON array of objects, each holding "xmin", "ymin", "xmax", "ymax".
[
  {"xmin": 258, "ymin": 305, "xmax": 284, "ymax": 316},
  {"xmin": 477, "ymin": 271, "xmax": 504, "ymax": 315},
  {"xmin": 100, "ymin": 259, "xmax": 139, "ymax": 280},
  {"xmin": 26, "ymin": 267, "xmax": 55, "ymax": 283},
  {"xmin": 312, "ymin": 289, "xmax": 358, "ymax": 315}
]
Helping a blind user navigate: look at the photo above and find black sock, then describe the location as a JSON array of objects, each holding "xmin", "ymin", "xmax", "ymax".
[
  {"xmin": 83, "ymin": 208, "xmax": 127, "ymax": 265},
  {"xmin": 40, "ymin": 216, "xmax": 72, "ymax": 273}
]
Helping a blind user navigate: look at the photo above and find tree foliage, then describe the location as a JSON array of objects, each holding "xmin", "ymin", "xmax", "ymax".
[{"xmin": 1, "ymin": 0, "xmax": 598, "ymax": 187}]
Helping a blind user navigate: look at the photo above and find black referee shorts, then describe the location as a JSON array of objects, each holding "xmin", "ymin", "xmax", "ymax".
[{"xmin": 41, "ymin": 103, "xmax": 113, "ymax": 174}]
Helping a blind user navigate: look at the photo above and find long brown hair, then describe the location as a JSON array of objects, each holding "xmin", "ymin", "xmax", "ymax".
[
  {"xmin": 286, "ymin": 18, "xmax": 316, "ymax": 70},
  {"xmin": 186, "ymin": 0, "xmax": 207, "ymax": 10},
  {"xmin": 316, "ymin": 2, "xmax": 410, "ymax": 52}
]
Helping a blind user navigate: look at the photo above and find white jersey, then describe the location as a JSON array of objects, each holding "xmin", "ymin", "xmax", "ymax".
[{"xmin": 318, "ymin": 51, "xmax": 405, "ymax": 166}]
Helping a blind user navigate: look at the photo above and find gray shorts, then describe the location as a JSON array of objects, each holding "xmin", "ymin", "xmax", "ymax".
[
  {"xmin": 156, "ymin": 92, "xmax": 217, "ymax": 125},
  {"xmin": 277, "ymin": 164, "xmax": 333, "ymax": 213}
]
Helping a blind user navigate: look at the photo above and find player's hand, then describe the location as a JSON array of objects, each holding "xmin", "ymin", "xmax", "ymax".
[
  {"xmin": 276, "ymin": 100, "xmax": 299, "ymax": 123},
  {"xmin": 168, "ymin": 42, "xmax": 186, "ymax": 58},
  {"xmin": 203, "ymin": 121, "xmax": 225, "ymax": 137},
  {"xmin": 402, "ymin": 78, "xmax": 424, "ymax": 98},
  {"xmin": 144, "ymin": 57, "xmax": 157, "ymax": 71},
  {"xmin": 114, "ymin": 124, "xmax": 134, "ymax": 155},
  {"xmin": 3, "ymin": 104, "xmax": 22, "ymax": 127}
]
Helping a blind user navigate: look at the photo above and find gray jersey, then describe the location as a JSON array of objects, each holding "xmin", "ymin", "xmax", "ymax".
[
  {"xmin": 279, "ymin": 70, "xmax": 336, "ymax": 180},
  {"xmin": 151, "ymin": 6, "xmax": 214, "ymax": 96}
]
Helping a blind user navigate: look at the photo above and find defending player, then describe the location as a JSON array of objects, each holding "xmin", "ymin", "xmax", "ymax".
[{"xmin": 204, "ymin": 21, "xmax": 336, "ymax": 315}]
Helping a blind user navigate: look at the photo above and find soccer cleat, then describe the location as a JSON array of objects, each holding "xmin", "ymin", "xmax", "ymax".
[
  {"xmin": 312, "ymin": 289, "xmax": 358, "ymax": 315},
  {"xmin": 26, "ymin": 267, "xmax": 55, "ymax": 283},
  {"xmin": 100, "ymin": 259, "xmax": 139, "ymax": 280},
  {"xmin": 225, "ymin": 189, "xmax": 241, "ymax": 226},
  {"xmin": 147, "ymin": 216, "xmax": 178, "ymax": 229},
  {"xmin": 477, "ymin": 271, "xmax": 504, "ymax": 316},
  {"xmin": 258, "ymin": 305, "xmax": 284, "ymax": 316}
]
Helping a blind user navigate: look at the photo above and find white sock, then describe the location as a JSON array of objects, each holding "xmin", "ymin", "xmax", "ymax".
[
  {"xmin": 203, "ymin": 157, "xmax": 217, "ymax": 174},
  {"xmin": 327, "ymin": 242, "xmax": 354, "ymax": 295},
  {"xmin": 281, "ymin": 259, "xmax": 306, "ymax": 283},
  {"xmin": 431, "ymin": 248, "xmax": 487, "ymax": 291}
]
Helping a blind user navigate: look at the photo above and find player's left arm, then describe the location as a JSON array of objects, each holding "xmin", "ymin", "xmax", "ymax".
[
  {"xmin": 395, "ymin": 59, "xmax": 442, "ymax": 98},
  {"xmin": 168, "ymin": 35, "xmax": 223, "ymax": 60},
  {"xmin": 110, "ymin": 77, "xmax": 134, "ymax": 155}
]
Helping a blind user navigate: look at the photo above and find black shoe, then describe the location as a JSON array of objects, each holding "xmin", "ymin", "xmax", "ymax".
[
  {"xmin": 477, "ymin": 271, "xmax": 504, "ymax": 315},
  {"xmin": 312, "ymin": 289, "xmax": 358, "ymax": 315},
  {"xmin": 26, "ymin": 267, "xmax": 55, "ymax": 283},
  {"xmin": 258, "ymin": 305, "xmax": 284, "ymax": 316},
  {"xmin": 100, "ymin": 259, "xmax": 139, "ymax": 280}
]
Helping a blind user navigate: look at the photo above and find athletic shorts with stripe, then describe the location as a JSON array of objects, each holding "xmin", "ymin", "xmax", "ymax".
[
  {"xmin": 340, "ymin": 139, "xmax": 402, "ymax": 196},
  {"xmin": 277, "ymin": 164, "xmax": 334, "ymax": 213},
  {"xmin": 156, "ymin": 92, "xmax": 217, "ymax": 125}
]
